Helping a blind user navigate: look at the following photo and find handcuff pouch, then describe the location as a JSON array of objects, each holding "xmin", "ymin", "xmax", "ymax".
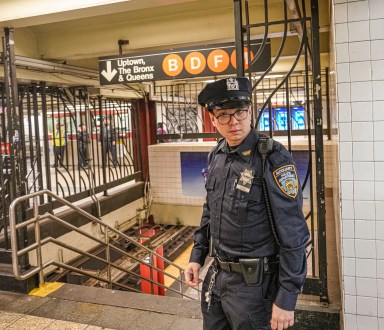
[{"xmin": 239, "ymin": 258, "xmax": 264, "ymax": 286}]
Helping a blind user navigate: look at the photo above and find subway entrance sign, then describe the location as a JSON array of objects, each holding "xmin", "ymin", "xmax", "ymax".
[{"xmin": 98, "ymin": 40, "xmax": 271, "ymax": 85}]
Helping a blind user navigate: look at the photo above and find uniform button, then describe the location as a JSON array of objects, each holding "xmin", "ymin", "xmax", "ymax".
[{"xmin": 218, "ymin": 194, "xmax": 222, "ymax": 199}]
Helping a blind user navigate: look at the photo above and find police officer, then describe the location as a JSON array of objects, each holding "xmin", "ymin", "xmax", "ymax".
[
  {"xmin": 77, "ymin": 124, "xmax": 89, "ymax": 169},
  {"xmin": 184, "ymin": 77, "xmax": 309, "ymax": 330},
  {"xmin": 102, "ymin": 118, "xmax": 118, "ymax": 167}
]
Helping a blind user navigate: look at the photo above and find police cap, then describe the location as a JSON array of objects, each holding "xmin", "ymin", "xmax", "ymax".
[{"xmin": 198, "ymin": 77, "xmax": 252, "ymax": 111}]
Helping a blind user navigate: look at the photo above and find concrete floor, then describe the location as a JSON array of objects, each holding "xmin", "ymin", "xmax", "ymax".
[{"xmin": 0, "ymin": 284, "xmax": 203, "ymax": 330}]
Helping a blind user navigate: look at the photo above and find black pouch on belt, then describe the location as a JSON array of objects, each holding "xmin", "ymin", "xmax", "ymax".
[{"xmin": 239, "ymin": 258, "xmax": 264, "ymax": 286}]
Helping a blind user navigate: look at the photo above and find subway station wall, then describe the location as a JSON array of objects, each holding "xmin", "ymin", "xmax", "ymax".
[{"xmin": 148, "ymin": 140, "xmax": 336, "ymax": 226}]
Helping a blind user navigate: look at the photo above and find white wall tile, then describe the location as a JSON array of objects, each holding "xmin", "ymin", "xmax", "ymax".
[
  {"xmin": 335, "ymin": 3, "xmax": 348, "ymax": 23},
  {"xmin": 357, "ymin": 315, "xmax": 379, "ymax": 329},
  {"xmin": 354, "ymin": 201, "xmax": 375, "ymax": 220},
  {"xmin": 350, "ymin": 41, "xmax": 371, "ymax": 62},
  {"xmin": 354, "ymin": 162, "xmax": 374, "ymax": 181},
  {"xmin": 343, "ymin": 219, "xmax": 355, "ymax": 238},
  {"xmin": 356, "ymin": 258, "xmax": 376, "ymax": 278},
  {"xmin": 379, "ymin": 317, "xmax": 384, "ymax": 330},
  {"xmin": 370, "ymin": 0, "xmax": 384, "ymax": 19},
  {"xmin": 372, "ymin": 60, "xmax": 384, "ymax": 80},
  {"xmin": 355, "ymin": 239, "xmax": 376, "ymax": 258},
  {"xmin": 350, "ymin": 61, "xmax": 372, "ymax": 82},
  {"xmin": 342, "ymin": 180, "xmax": 354, "ymax": 199},
  {"xmin": 343, "ymin": 238, "xmax": 356, "ymax": 257},
  {"xmin": 351, "ymin": 81, "xmax": 372, "ymax": 101},
  {"xmin": 353, "ymin": 142, "xmax": 374, "ymax": 161},
  {"xmin": 371, "ymin": 40, "xmax": 384, "ymax": 61},
  {"xmin": 339, "ymin": 102, "xmax": 352, "ymax": 122},
  {"xmin": 352, "ymin": 122, "xmax": 373, "ymax": 141},
  {"xmin": 377, "ymin": 202, "xmax": 384, "ymax": 220},
  {"xmin": 376, "ymin": 182, "xmax": 384, "ymax": 201},
  {"xmin": 336, "ymin": 23, "xmax": 349, "ymax": 43},
  {"xmin": 338, "ymin": 82, "xmax": 351, "ymax": 102},
  {"xmin": 336, "ymin": 43, "xmax": 350, "ymax": 63},
  {"xmin": 340, "ymin": 122, "xmax": 353, "ymax": 141},
  {"xmin": 351, "ymin": 102, "xmax": 372, "ymax": 122},
  {"xmin": 372, "ymin": 101, "xmax": 384, "ymax": 121},
  {"xmin": 356, "ymin": 296, "xmax": 377, "ymax": 318},
  {"xmin": 355, "ymin": 220, "xmax": 375, "ymax": 239},
  {"xmin": 333, "ymin": 0, "xmax": 346, "ymax": 3},
  {"xmin": 348, "ymin": 1, "xmax": 369, "ymax": 22},
  {"xmin": 345, "ymin": 294, "xmax": 357, "ymax": 314},
  {"xmin": 342, "ymin": 200, "xmax": 355, "ymax": 219},
  {"xmin": 344, "ymin": 257, "xmax": 356, "ymax": 276},
  {"xmin": 345, "ymin": 313, "xmax": 358, "ymax": 330},
  {"xmin": 377, "ymin": 241, "xmax": 384, "ymax": 259},
  {"xmin": 380, "ymin": 299, "xmax": 384, "ymax": 318},
  {"xmin": 349, "ymin": 20, "xmax": 370, "ymax": 42},
  {"xmin": 378, "ymin": 260, "xmax": 384, "ymax": 279},
  {"xmin": 344, "ymin": 275, "xmax": 357, "ymax": 295},
  {"xmin": 379, "ymin": 279, "xmax": 384, "ymax": 298},
  {"xmin": 341, "ymin": 161, "xmax": 354, "ymax": 180},
  {"xmin": 371, "ymin": 19, "xmax": 384, "ymax": 40},
  {"xmin": 356, "ymin": 277, "xmax": 378, "ymax": 297},
  {"xmin": 374, "ymin": 142, "xmax": 384, "ymax": 161},
  {"xmin": 376, "ymin": 163, "xmax": 384, "ymax": 181},
  {"xmin": 340, "ymin": 142, "xmax": 353, "ymax": 161},
  {"xmin": 354, "ymin": 181, "xmax": 375, "ymax": 201},
  {"xmin": 374, "ymin": 121, "xmax": 384, "ymax": 141},
  {"xmin": 338, "ymin": 62, "xmax": 351, "ymax": 82},
  {"xmin": 377, "ymin": 222, "xmax": 384, "ymax": 241},
  {"xmin": 373, "ymin": 81, "xmax": 384, "ymax": 101}
]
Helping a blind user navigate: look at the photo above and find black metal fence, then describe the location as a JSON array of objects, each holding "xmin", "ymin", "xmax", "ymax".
[
  {"xmin": 152, "ymin": 0, "xmax": 329, "ymax": 305},
  {"xmin": 0, "ymin": 83, "xmax": 141, "ymax": 248}
]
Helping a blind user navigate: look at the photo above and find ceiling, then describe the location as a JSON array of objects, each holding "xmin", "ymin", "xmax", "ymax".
[{"xmin": 0, "ymin": 0, "xmax": 330, "ymax": 87}]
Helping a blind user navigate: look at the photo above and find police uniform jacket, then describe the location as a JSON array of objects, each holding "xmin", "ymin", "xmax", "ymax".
[{"xmin": 189, "ymin": 127, "xmax": 310, "ymax": 311}]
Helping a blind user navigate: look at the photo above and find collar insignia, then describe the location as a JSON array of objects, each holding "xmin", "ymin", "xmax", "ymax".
[{"xmin": 242, "ymin": 149, "xmax": 252, "ymax": 156}]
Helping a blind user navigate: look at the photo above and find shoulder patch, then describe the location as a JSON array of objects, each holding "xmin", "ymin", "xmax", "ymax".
[{"xmin": 272, "ymin": 164, "xmax": 298, "ymax": 198}]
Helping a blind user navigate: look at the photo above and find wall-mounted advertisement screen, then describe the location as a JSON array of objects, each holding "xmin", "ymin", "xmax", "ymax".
[
  {"xmin": 180, "ymin": 152, "xmax": 208, "ymax": 196},
  {"xmin": 258, "ymin": 106, "xmax": 305, "ymax": 131}
]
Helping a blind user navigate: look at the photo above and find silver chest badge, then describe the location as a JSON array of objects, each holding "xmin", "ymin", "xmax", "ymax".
[{"xmin": 236, "ymin": 168, "xmax": 254, "ymax": 193}]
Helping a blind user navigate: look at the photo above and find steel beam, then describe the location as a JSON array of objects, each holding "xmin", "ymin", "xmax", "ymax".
[{"xmin": 310, "ymin": 0, "xmax": 328, "ymax": 305}]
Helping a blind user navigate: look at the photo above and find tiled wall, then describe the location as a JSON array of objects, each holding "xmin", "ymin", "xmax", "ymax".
[
  {"xmin": 148, "ymin": 142, "xmax": 215, "ymax": 205},
  {"xmin": 333, "ymin": 0, "xmax": 384, "ymax": 328}
]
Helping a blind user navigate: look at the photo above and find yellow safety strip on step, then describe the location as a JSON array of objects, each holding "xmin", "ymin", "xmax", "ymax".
[
  {"xmin": 29, "ymin": 282, "xmax": 65, "ymax": 297},
  {"xmin": 164, "ymin": 243, "xmax": 193, "ymax": 288}
]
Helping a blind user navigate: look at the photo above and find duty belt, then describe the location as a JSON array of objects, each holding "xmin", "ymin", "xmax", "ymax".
[{"xmin": 215, "ymin": 256, "xmax": 279, "ymax": 274}]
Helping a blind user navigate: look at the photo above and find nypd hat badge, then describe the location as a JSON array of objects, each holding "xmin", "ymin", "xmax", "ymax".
[{"xmin": 198, "ymin": 77, "xmax": 252, "ymax": 111}]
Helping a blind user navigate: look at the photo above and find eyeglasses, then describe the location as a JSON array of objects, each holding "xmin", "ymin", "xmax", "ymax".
[{"xmin": 213, "ymin": 109, "xmax": 249, "ymax": 125}]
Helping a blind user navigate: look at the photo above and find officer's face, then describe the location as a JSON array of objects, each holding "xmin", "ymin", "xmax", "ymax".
[{"xmin": 210, "ymin": 106, "xmax": 252, "ymax": 146}]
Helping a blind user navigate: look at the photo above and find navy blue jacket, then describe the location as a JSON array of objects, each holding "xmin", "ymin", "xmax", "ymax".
[{"xmin": 189, "ymin": 127, "xmax": 310, "ymax": 311}]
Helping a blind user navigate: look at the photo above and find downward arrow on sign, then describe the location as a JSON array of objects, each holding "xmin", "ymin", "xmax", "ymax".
[{"xmin": 101, "ymin": 61, "xmax": 117, "ymax": 82}]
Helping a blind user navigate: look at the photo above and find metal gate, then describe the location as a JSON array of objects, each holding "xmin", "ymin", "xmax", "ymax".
[
  {"xmin": 0, "ymin": 82, "xmax": 142, "ymax": 250},
  {"xmin": 234, "ymin": 0, "xmax": 328, "ymax": 303}
]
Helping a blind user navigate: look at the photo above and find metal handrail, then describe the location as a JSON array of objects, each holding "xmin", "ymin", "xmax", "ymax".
[{"xmin": 9, "ymin": 189, "xmax": 200, "ymax": 300}]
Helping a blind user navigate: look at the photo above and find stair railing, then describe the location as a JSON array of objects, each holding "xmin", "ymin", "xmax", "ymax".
[{"xmin": 9, "ymin": 189, "xmax": 200, "ymax": 300}]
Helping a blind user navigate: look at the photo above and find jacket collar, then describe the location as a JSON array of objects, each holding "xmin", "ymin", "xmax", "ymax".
[{"xmin": 219, "ymin": 127, "xmax": 260, "ymax": 162}]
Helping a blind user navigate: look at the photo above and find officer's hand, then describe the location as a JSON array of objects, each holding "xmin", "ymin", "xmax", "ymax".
[
  {"xmin": 184, "ymin": 262, "xmax": 201, "ymax": 287},
  {"xmin": 270, "ymin": 304, "xmax": 294, "ymax": 330}
]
